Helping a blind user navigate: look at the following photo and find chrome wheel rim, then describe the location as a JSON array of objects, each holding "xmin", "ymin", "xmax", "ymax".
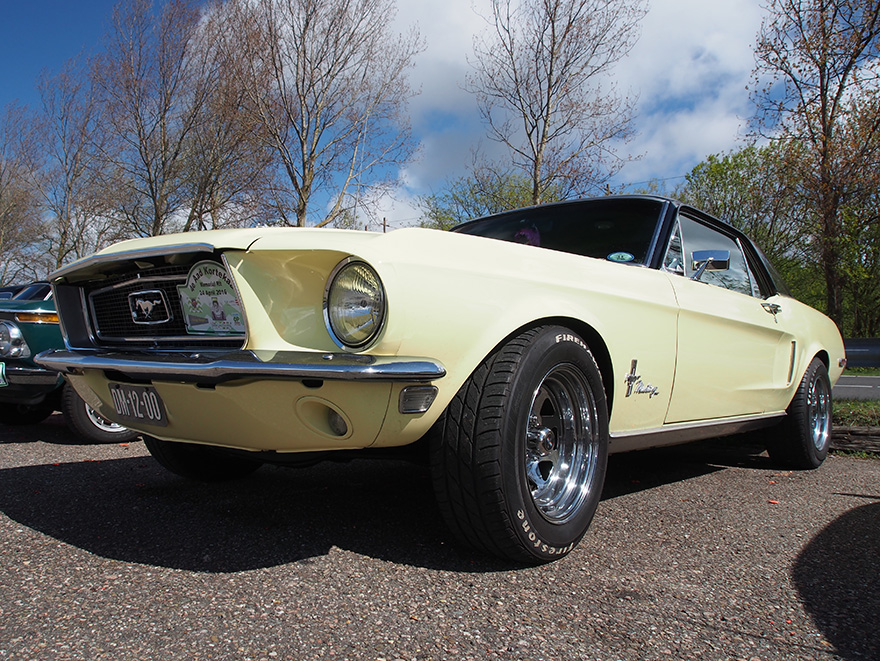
[
  {"xmin": 808, "ymin": 373, "xmax": 831, "ymax": 452},
  {"xmin": 85, "ymin": 404, "xmax": 129, "ymax": 434},
  {"xmin": 525, "ymin": 363, "xmax": 600, "ymax": 523}
]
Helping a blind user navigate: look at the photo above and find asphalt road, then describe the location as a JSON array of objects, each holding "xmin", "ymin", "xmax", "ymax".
[
  {"xmin": 834, "ymin": 375, "xmax": 880, "ymax": 401},
  {"xmin": 1, "ymin": 416, "xmax": 878, "ymax": 660}
]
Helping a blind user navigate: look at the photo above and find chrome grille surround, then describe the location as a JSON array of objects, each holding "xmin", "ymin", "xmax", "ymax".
[{"xmin": 84, "ymin": 262, "xmax": 245, "ymax": 350}]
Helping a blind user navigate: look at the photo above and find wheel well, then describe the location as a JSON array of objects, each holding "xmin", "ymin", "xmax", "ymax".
[{"xmin": 502, "ymin": 317, "xmax": 615, "ymax": 414}]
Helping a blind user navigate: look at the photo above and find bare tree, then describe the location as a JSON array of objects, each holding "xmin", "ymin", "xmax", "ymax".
[
  {"xmin": 93, "ymin": 0, "xmax": 209, "ymax": 237},
  {"xmin": 752, "ymin": 0, "xmax": 880, "ymax": 326},
  {"xmin": 0, "ymin": 104, "xmax": 43, "ymax": 282},
  {"xmin": 178, "ymin": 6, "xmax": 278, "ymax": 231},
  {"xmin": 34, "ymin": 60, "xmax": 128, "ymax": 269},
  {"xmin": 468, "ymin": 0, "xmax": 646, "ymax": 205},
  {"xmin": 223, "ymin": 0, "xmax": 424, "ymax": 227}
]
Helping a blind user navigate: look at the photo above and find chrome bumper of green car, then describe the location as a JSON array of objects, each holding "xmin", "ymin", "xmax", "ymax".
[{"xmin": 0, "ymin": 363, "xmax": 62, "ymax": 387}]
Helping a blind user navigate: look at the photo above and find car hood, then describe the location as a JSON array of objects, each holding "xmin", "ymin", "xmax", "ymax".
[
  {"xmin": 50, "ymin": 227, "xmax": 400, "ymax": 281},
  {"xmin": 0, "ymin": 299, "xmax": 57, "ymax": 314},
  {"xmin": 49, "ymin": 225, "xmax": 630, "ymax": 288}
]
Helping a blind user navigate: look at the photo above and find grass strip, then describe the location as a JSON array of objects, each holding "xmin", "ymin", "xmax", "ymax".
[{"xmin": 833, "ymin": 398, "xmax": 880, "ymax": 427}]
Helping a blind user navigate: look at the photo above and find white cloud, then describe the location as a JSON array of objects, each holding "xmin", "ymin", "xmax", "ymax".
[
  {"xmin": 597, "ymin": 0, "xmax": 765, "ymax": 189},
  {"xmin": 618, "ymin": 0, "xmax": 762, "ymax": 99},
  {"xmin": 390, "ymin": 0, "xmax": 484, "ymax": 199},
  {"xmin": 621, "ymin": 101, "xmax": 750, "ymax": 188},
  {"xmin": 380, "ymin": 0, "xmax": 768, "ymax": 225}
]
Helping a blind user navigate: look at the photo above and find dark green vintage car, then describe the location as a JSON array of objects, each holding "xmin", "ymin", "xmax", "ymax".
[{"xmin": 0, "ymin": 290, "xmax": 137, "ymax": 443}]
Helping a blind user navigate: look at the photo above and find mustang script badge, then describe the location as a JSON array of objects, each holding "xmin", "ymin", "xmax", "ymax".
[
  {"xmin": 624, "ymin": 359, "xmax": 659, "ymax": 398},
  {"xmin": 129, "ymin": 290, "xmax": 171, "ymax": 325}
]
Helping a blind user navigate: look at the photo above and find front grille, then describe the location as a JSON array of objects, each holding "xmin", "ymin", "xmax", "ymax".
[{"xmin": 85, "ymin": 263, "xmax": 245, "ymax": 349}]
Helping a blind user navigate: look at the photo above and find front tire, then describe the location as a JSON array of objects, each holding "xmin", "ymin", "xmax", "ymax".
[
  {"xmin": 62, "ymin": 384, "xmax": 139, "ymax": 443},
  {"xmin": 144, "ymin": 436, "xmax": 261, "ymax": 482},
  {"xmin": 767, "ymin": 357, "xmax": 832, "ymax": 469},
  {"xmin": 430, "ymin": 326, "xmax": 609, "ymax": 564}
]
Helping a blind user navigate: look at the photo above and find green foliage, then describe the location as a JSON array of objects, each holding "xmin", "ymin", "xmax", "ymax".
[
  {"xmin": 674, "ymin": 142, "xmax": 828, "ymax": 309},
  {"xmin": 776, "ymin": 258, "xmax": 826, "ymax": 311},
  {"xmin": 674, "ymin": 139, "xmax": 880, "ymax": 337},
  {"xmin": 835, "ymin": 201, "xmax": 880, "ymax": 336},
  {"xmin": 845, "ymin": 367, "xmax": 880, "ymax": 376},
  {"xmin": 419, "ymin": 169, "xmax": 563, "ymax": 229},
  {"xmin": 833, "ymin": 399, "xmax": 880, "ymax": 427},
  {"xmin": 675, "ymin": 142, "xmax": 805, "ymax": 263}
]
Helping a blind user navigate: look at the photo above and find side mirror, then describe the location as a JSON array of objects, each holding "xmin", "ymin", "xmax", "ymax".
[{"xmin": 691, "ymin": 250, "xmax": 730, "ymax": 281}]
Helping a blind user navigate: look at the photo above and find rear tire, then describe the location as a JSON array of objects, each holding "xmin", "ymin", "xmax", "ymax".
[
  {"xmin": 62, "ymin": 384, "xmax": 139, "ymax": 443},
  {"xmin": 144, "ymin": 436, "xmax": 261, "ymax": 482},
  {"xmin": 766, "ymin": 357, "xmax": 832, "ymax": 469},
  {"xmin": 430, "ymin": 326, "xmax": 608, "ymax": 564}
]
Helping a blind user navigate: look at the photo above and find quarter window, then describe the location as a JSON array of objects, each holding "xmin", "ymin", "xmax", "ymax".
[{"xmin": 662, "ymin": 220, "xmax": 684, "ymax": 274}]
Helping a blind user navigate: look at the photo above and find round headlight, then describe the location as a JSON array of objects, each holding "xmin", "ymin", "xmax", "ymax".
[
  {"xmin": 324, "ymin": 260, "xmax": 386, "ymax": 349},
  {"xmin": 0, "ymin": 321, "xmax": 31, "ymax": 358}
]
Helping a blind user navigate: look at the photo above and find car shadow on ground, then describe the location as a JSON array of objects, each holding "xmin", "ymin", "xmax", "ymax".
[
  {"xmin": 0, "ymin": 414, "xmax": 70, "ymax": 444},
  {"xmin": 602, "ymin": 436, "xmax": 772, "ymax": 500},
  {"xmin": 0, "ymin": 435, "xmax": 768, "ymax": 573},
  {"xmin": 792, "ymin": 500, "xmax": 880, "ymax": 660},
  {"xmin": 0, "ymin": 414, "xmax": 138, "ymax": 446}
]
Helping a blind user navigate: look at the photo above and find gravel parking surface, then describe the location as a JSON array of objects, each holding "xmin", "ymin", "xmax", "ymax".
[{"xmin": 1, "ymin": 416, "xmax": 878, "ymax": 660}]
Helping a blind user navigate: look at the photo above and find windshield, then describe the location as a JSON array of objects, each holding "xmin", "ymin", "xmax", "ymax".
[
  {"xmin": 13, "ymin": 283, "xmax": 53, "ymax": 301},
  {"xmin": 452, "ymin": 197, "xmax": 666, "ymax": 266}
]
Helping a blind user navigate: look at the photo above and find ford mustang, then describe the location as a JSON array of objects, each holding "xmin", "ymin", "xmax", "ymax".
[{"xmin": 37, "ymin": 195, "xmax": 845, "ymax": 563}]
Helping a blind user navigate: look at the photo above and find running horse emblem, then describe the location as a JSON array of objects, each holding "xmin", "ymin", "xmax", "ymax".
[
  {"xmin": 136, "ymin": 298, "xmax": 156, "ymax": 318},
  {"xmin": 128, "ymin": 290, "xmax": 170, "ymax": 324}
]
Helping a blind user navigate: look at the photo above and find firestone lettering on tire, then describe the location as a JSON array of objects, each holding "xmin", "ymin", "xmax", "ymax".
[
  {"xmin": 516, "ymin": 509, "xmax": 576, "ymax": 556},
  {"xmin": 555, "ymin": 333, "xmax": 588, "ymax": 351}
]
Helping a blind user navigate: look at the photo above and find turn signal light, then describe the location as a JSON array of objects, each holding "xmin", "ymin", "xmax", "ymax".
[
  {"xmin": 14, "ymin": 312, "xmax": 59, "ymax": 324},
  {"xmin": 399, "ymin": 386, "xmax": 438, "ymax": 414}
]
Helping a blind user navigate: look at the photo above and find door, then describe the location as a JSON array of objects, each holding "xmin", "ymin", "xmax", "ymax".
[{"xmin": 663, "ymin": 214, "xmax": 797, "ymax": 423}]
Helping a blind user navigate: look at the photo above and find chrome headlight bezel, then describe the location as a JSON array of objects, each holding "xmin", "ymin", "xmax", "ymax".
[
  {"xmin": 0, "ymin": 321, "xmax": 31, "ymax": 358},
  {"xmin": 323, "ymin": 258, "xmax": 387, "ymax": 351}
]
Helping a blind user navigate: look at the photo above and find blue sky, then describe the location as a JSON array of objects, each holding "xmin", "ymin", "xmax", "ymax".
[
  {"xmin": 0, "ymin": 1, "xmax": 119, "ymax": 109},
  {"xmin": 0, "ymin": 0, "xmax": 767, "ymax": 227}
]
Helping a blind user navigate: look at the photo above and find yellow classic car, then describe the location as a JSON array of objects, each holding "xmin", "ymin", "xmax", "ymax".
[{"xmin": 37, "ymin": 196, "xmax": 845, "ymax": 563}]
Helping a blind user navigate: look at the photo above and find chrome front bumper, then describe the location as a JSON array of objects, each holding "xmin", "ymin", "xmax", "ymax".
[
  {"xmin": 1, "ymin": 364, "xmax": 63, "ymax": 386},
  {"xmin": 35, "ymin": 349, "xmax": 446, "ymax": 384}
]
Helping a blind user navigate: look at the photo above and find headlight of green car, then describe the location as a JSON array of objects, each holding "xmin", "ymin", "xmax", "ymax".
[{"xmin": 0, "ymin": 321, "xmax": 31, "ymax": 358}]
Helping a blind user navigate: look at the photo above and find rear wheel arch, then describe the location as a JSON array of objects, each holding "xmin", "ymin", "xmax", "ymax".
[
  {"xmin": 800, "ymin": 348, "xmax": 829, "ymax": 376},
  {"xmin": 789, "ymin": 348, "xmax": 830, "ymax": 398},
  {"xmin": 767, "ymin": 355, "xmax": 833, "ymax": 469}
]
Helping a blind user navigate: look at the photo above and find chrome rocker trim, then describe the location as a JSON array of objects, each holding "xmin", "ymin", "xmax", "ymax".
[
  {"xmin": 608, "ymin": 412, "xmax": 786, "ymax": 453},
  {"xmin": 36, "ymin": 349, "xmax": 446, "ymax": 384}
]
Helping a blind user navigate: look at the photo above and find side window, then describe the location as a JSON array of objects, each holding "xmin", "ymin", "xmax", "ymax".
[{"xmin": 677, "ymin": 215, "xmax": 757, "ymax": 297}]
